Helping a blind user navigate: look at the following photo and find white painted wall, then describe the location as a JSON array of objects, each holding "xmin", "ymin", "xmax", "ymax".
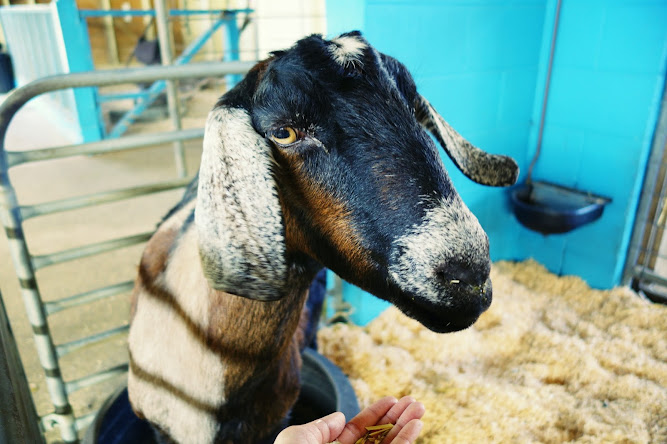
[{"xmin": 178, "ymin": 0, "xmax": 327, "ymax": 62}]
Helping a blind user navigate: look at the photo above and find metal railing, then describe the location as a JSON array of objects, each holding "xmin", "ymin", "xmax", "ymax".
[
  {"xmin": 623, "ymin": 76, "xmax": 667, "ymax": 304},
  {"xmin": 0, "ymin": 60, "xmax": 253, "ymax": 443}
]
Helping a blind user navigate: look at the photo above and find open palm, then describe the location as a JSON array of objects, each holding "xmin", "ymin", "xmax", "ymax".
[{"xmin": 274, "ymin": 396, "xmax": 425, "ymax": 444}]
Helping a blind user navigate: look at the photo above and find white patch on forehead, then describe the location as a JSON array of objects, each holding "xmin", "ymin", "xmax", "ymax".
[
  {"xmin": 389, "ymin": 196, "xmax": 489, "ymax": 304},
  {"xmin": 196, "ymin": 107, "xmax": 287, "ymax": 300},
  {"xmin": 329, "ymin": 35, "xmax": 367, "ymax": 67}
]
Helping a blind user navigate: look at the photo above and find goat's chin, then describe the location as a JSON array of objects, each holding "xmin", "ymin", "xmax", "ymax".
[{"xmin": 390, "ymin": 282, "xmax": 493, "ymax": 334}]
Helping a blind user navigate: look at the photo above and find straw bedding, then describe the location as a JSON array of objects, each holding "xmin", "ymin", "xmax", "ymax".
[{"xmin": 318, "ymin": 260, "xmax": 667, "ymax": 443}]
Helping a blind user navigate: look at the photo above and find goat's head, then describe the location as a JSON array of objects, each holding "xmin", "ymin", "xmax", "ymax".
[{"xmin": 196, "ymin": 31, "xmax": 518, "ymax": 333}]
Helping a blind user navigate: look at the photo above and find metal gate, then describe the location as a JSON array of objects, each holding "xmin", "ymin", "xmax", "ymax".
[
  {"xmin": 0, "ymin": 60, "xmax": 253, "ymax": 443},
  {"xmin": 624, "ymin": 84, "xmax": 667, "ymax": 304}
]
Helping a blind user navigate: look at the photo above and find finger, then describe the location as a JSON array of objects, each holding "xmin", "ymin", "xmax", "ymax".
[
  {"xmin": 336, "ymin": 397, "xmax": 398, "ymax": 444},
  {"xmin": 309, "ymin": 411, "xmax": 346, "ymax": 443},
  {"xmin": 381, "ymin": 402, "xmax": 425, "ymax": 444},
  {"xmin": 388, "ymin": 419, "xmax": 423, "ymax": 444},
  {"xmin": 377, "ymin": 396, "xmax": 415, "ymax": 425},
  {"xmin": 275, "ymin": 411, "xmax": 346, "ymax": 444}
]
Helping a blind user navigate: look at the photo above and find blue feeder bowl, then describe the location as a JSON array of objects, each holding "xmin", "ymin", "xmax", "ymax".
[
  {"xmin": 83, "ymin": 348, "xmax": 359, "ymax": 444},
  {"xmin": 511, "ymin": 181, "xmax": 611, "ymax": 235}
]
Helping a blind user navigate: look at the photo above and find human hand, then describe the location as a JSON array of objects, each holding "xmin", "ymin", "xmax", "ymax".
[{"xmin": 274, "ymin": 396, "xmax": 425, "ymax": 444}]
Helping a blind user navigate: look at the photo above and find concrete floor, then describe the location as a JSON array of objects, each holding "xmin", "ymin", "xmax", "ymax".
[{"xmin": 0, "ymin": 86, "xmax": 225, "ymax": 442}]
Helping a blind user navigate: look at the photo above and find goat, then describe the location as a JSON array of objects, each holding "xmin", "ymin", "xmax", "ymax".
[{"xmin": 127, "ymin": 31, "xmax": 519, "ymax": 444}]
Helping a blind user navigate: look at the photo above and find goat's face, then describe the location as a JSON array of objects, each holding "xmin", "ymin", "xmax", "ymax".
[{"xmin": 197, "ymin": 32, "xmax": 518, "ymax": 333}]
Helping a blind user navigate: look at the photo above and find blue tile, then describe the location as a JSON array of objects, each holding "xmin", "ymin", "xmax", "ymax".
[
  {"xmin": 598, "ymin": 3, "xmax": 667, "ymax": 74},
  {"xmin": 419, "ymin": 73, "xmax": 503, "ymax": 134},
  {"xmin": 546, "ymin": 69, "xmax": 662, "ymax": 138},
  {"xmin": 326, "ymin": 0, "xmax": 367, "ymax": 36},
  {"xmin": 575, "ymin": 132, "xmax": 643, "ymax": 202},
  {"xmin": 560, "ymin": 239, "xmax": 621, "ymax": 289},
  {"xmin": 553, "ymin": 2, "xmax": 605, "ymax": 69},
  {"xmin": 365, "ymin": 4, "xmax": 469, "ymax": 76},
  {"xmin": 497, "ymin": 69, "xmax": 541, "ymax": 128},
  {"xmin": 466, "ymin": 4, "xmax": 546, "ymax": 70},
  {"xmin": 530, "ymin": 123, "xmax": 585, "ymax": 188},
  {"xmin": 514, "ymin": 225, "xmax": 568, "ymax": 272}
]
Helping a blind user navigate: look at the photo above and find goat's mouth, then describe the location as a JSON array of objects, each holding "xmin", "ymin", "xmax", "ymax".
[{"xmin": 389, "ymin": 278, "xmax": 492, "ymax": 333}]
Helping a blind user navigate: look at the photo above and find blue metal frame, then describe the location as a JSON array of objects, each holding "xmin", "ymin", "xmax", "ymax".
[
  {"xmin": 106, "ymin": 15, "xmax": 236, "ymax": 138},
  {"xmin": 54, "ymin": 0, "xmax": 103, "ymax": 142},
  {"xmin": 78, "ymin": 8, "xmax": 253, "ymax": 18},
  {"xmin": 55, "ymin": 0, "xmax": 251, "ymax": 140}
]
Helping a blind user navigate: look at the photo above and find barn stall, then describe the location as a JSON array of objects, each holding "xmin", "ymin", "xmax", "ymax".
[{"xmin": 0, "ymin": 0, "xmax": 665, "ymax": 443}]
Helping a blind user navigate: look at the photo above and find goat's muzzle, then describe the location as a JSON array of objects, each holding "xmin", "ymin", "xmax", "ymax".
[{"xmin": 386, "ymin": 197, "xmax": 493, "ymax": 333}]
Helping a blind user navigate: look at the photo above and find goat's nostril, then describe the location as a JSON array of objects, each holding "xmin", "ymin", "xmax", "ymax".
[
  {"xmin": 435, "ymin": 267, "xmax": 448, "ymax": 285},
  {"xmin": 435, "ymin": 261, "xmax": 483, "ymax": 287}
]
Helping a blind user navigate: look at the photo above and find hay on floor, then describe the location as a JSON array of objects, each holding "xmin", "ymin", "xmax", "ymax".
[{"xmin": 318, "ymin": 260, "xmax": 667, "ymax": 444}]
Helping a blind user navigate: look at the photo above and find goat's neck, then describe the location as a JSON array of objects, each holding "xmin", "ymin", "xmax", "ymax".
[{"xmin": 128, "ymin": 201, "xmax": 316, "ymax": 443}]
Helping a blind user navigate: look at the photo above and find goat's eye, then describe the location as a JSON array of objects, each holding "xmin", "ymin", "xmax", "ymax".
[{"xmin": 270, "ymin": 127, "xmax": 298, "ymax": 145}]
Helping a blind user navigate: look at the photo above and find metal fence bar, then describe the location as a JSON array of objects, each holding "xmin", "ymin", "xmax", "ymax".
[
  {"xmin": 6, "ymin": 128, "xmax": 204, "ymax": 168},
  {"xmin": 78, "ymin": 8, "xmax": 253, "ymax": 18},
  {"xmin": 0, "ymin": 61, "xmax": 254, "ymax": 149},
  {"xmin": 44, "ymin": 281, "xmax": 135, "ymax": 316},
  {"xmin": 97, "ymin": 91, "xmax": 152, "ymax": 103},
  {"xmin": 65, "ymin": 364, "xmax": 129, "ymax": 395},
  {"xmin": 31, "ymin": 232, "xmax": 153, "ymax": 270},
  {"xmin": 0, "ymin": 61, "xmax": 252, "ymax": 443},
  {"xmin": 73, "ymin": 412, "xmax": 95, "ymax": 433},
  {"xmin": 106, "ymin": 19, "xmax": 230, "ymax": 139},
  {"xmin": 632, "ymin": 266, "xmax": 667, "ymax": 288},
  {"xmin": 56, "ymin": 325, "xmax": 129, "ymax": 358},
  {"xmin": 155, "ymin": 0, "xmax": 186, "ymax": 177},
  {"xmin": 623, "ymin": 84, "xmax": 667, "ymax": 284},
  {"xmin": 0, "ymin": 186, "xmax": 77, "ymax": 442},
  {"xmin": 20, "ymin": 178, "xmax": 191, "ymax": 220}
]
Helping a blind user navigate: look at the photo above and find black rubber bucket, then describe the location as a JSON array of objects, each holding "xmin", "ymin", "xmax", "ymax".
[
  {"xmin": 511, "ymin": 181, "xmax": 611, "ymax": 235},
  {"xmin": 83, "ymin": 348, "xmax": 359, "ymax": 444}
]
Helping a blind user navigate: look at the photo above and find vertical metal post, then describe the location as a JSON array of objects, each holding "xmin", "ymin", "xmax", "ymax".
[
  {"xmin": 0, "ymin": 291, "xmax": 45, "ymax": 444},
  {"xmin": 0, "ymin": 161, "xmax": 76, "ymax": 442},
  {"xmin": 623, "ymin": 85, "xmax": 667, "ymax": 284},
  {"xmin": 223, "ymin": 11, "xmax": 242, "ymax": 88},
  {"xmin": 154, "ymin": 0, "xmax": 187, "ymax": 177},
  {"xmin": 99, "ymin": 0, "xmax": 119, "ymax": 65}
]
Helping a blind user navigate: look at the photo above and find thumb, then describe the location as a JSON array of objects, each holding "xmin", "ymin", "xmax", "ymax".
[{"xmin": 275, "ymin": 411, "xmax": 346, "ymax": 444}]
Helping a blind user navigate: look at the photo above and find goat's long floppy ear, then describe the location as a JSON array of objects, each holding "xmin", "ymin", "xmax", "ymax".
[
  {"xmin": 416, "ymin": 95, "xmax": 519, "ymax": 187},
  {"xmin": 195, "ymin": 104, "xmax": 287, "ymax": 301}
]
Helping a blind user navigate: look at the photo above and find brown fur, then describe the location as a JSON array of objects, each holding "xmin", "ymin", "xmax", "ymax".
[
  {"xmin": 277, "ymin": 152, "xmax": 373, "ymax": 277},
  {"xmin": 129, "ymin": 226, "xmax": 179, "ymax": 321},
  {"xmin": 131, "ymin": 219, "xmax": 314, "ymax": 442}
]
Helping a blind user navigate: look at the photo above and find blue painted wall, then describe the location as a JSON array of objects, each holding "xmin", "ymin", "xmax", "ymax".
[
  {"xmin": 327, "ymin": 0, "xmax": 667, "ymax": 321},
  {"xmin": 523, "ymin": 0, "xmax": 667, "ymax": 287}
]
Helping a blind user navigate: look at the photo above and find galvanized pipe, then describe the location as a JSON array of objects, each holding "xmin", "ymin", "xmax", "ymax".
[
  {"xmin": 0, "ymin": 60, "xmax": 253, "ymax": 152},
  {"xmin": 623, "ymin": 84, "xmax": 667, "ymax": 284},
  {"xmin": 20, "ymin": 177, "xmax": 191, "ymax": 219},
  {"xmin": 44, "ymin": 281, "xmax": 135, "ymax": 316},
  {"xmin": 106, "ymin": 19, "xmax": 229, "ymax": 139},
  {"xmin": 0, "ymin": 61, "xmax": 251, "ymax": 443},
  {"xmin": 154, "ymin": 0, "xmax": 186, "ymax": 177},
  {"xmin": 56, "ymin": 325, "xmax": 129, "ymax": 358},
  {"xmin": 7, "ymin": 128, "xmax": 204, "ymax": 167},
  {"xmin": 65, "ymin": 364, "xmax": 129, "ymax": 395},
  {"xmin": 30, "ymin": 232, "xmax": 154, "ymax": 270},
  {"xmin": 0, "ymin": 183, "xmax": 77, "ymax": 442}
]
